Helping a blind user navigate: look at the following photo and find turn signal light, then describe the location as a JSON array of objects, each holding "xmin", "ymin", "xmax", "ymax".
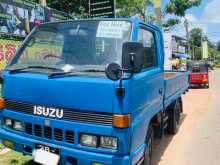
[
  {"xmin": 113, "ymin": 114, "xmax": 130, "ymax": 128},
  {"xmin": 0, "ymin": 98, "xmax": 5, "ymax": 109},
  {"xmin": 92, "ymin": 162, "xmax": 108, "ymax": 165},
  {"xmin": 203, "ymin": 78, "xmax": 208, "ymax": 82}
]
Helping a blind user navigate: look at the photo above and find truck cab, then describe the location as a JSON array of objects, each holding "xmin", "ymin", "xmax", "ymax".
[{"xmin": 0, "ymin": 18, "xmax": 188, "ymax": 165}]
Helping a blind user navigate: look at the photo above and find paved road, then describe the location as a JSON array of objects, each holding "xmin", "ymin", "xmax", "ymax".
[{"xmin": 152, "ymin": 69, "xmax": 220, "ymax": 165}]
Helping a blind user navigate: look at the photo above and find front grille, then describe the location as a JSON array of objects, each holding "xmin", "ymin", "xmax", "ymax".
[
  {"xmin": 5, "ymin": 100, "xmax": 113, "ymax": 126},
  {"xmin": 25, "ymin": 123, "xmax": 74, "ymax": 144},
  {"xmin": 25, "ymin": 123, "xmax": 32, "ymax": 135},
  {"xmin": 44, "ymin": 126, "xmax": 52, "ymax": 139},
  {"xmin": 65, "ymin": 130, "xmax": 74, "ymax": 144},
  {"xmin": 34, "ymin": 124, "xmax": 42, "ymax": 137},
  {"xmin": 54, "ymin": 128, "xmax": 63, "ymax": 141}
]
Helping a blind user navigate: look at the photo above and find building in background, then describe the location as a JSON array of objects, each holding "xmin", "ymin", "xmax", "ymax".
[
  {"xmin": 164, "ymin": 29, "xmax": 191, "ymax": 71},
  {"xmin": 172, "ymin": 35, "xmax": 191, "ymax": 70}
]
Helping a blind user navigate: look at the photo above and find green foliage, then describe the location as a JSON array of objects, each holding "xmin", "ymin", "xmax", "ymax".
[
  {"xmin": 0, "ymin": 150, "xmax": 33, "ymax": 165},
  {"xmin": 189, "ymin": 27, "xmax": 220, "ymax": 60},
  {"xmin": 217, "ymin": 41, "xmax": 220, "ymax": 52},
  {"xmin": 29, "ymin": 0, "xmax": 201, "ymax": 27},
  {"xmin": 189, "ymin": 27, "xmax": 203, "ymax": 47},
  {"xmin": 163, "ymin": 18, "xmax": 180, "ymax": 27},
  {"xmin": 193, "ymin": 47, "xmax": 202, "ymax": 60},
  {"xmin": 208, "ymin": 47, "xmax": 219, "ymax": 60},
  {"xmin": 163, "ymin": 0, "xmax": 201, "ymax": 27},
  {"xmin": 116, "ymin": 0, "xmax": 153, "ymax": 20},
  {"xmin": 165, "ymin": 0, "xmax": 201, "ymax": 17}
]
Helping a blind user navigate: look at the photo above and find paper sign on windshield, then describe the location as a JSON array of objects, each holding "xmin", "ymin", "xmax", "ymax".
[{"xmin": 96, "ymin": 21, "xmax": 130, "ymax": 39}]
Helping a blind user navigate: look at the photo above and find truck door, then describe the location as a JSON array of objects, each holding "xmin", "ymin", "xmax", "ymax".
[{"xmin": 130, "ymin": 24, "xmax": 164, "ymax": 153}]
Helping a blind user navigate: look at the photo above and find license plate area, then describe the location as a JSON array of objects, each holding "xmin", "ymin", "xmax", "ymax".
[
  {"xmin": 35, "ymin": 144, "xmax": 60, "ymax": 155},
  {"xmin": 34, "ymin": 144, "xmax": 60, "ymax": 165}
]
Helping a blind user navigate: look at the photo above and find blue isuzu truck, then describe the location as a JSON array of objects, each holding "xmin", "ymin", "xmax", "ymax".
[{"xmin": 0, "ymin": 18, "xmax": 189, "ymax": 165}]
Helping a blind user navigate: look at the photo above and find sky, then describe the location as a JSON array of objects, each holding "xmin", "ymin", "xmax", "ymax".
[{"xmin": 160, "ymin": 0, "xmax": 220, "ymax": 43}]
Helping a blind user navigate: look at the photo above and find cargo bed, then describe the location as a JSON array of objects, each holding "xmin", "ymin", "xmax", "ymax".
[{"xmin": 164, "ymin": 71, "xmax": 189, "ymax": 108}]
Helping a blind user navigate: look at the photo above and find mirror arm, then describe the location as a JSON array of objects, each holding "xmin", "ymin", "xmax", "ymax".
[{"xmin": 115, "ymin": 69, "xmax": 133, "ymax": 97}]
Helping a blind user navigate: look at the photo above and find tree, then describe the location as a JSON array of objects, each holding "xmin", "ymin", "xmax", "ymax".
[
  {"xmin": 189, "ymin": 27, "xmax": 202, "ymax": 47},
  {"xmin": 189, "ymin": 27, "xmax": 203, "ymax": 59},
  {"xmin": 163, "ymin": 0, "xmax": 201, "ymax": 27},
  {"xmin": 165, "ymin": 0, "xmax": 201, "ymax": 17},
  {"xmin": 217, "ymin": 41, "xmax": 220, "ymax": 52},
  {"xmin": 31, "ymin": 0, "xmax": 201, "ymax": 27},
  {"xmin": 116, "ymin": 0, "xmax": 153, "ymax": 21},
  {"xmin": 116, "ymin": 0, "xmax": 201, "ymax": 27}
]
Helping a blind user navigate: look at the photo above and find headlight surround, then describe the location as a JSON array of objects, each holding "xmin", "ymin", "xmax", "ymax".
[
  {"xmin": 100, "ymin": 136, "xmax": 117, "ymax": 150},
  {"xmin": 80, "ymin": 134, "xmax": 98, "ymax": 147},
  {"xmin": 13, "ymin": 121, "xmax": 23, "ymax": 131},
  {"xmin": 5, "ymin": 118, "xmax": 12, "ymax": 127},
  {"xmin": 4, "ymin": 118, "xmax": 23, "ymax": 131},
  {"xmin": 80, "ymin": 133, "xmax": 118, "ymax": 150}
]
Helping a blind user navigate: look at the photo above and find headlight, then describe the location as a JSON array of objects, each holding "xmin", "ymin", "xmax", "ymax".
[
  {"xmin": 80, "ymin": 134, "xmax": 98, "ymax": 147},
  {"xmin": 100, "ymin": 136, "xmax": 117, "ymax": 149},
  {"xmin": 5, "ymin": 118, "xmax": 12, "ymax": 127},
  {"xmin": 13, "ymin": 121, "xmax": 23, "ymax": 131}
]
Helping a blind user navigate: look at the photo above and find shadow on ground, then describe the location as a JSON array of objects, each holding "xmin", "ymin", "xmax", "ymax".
[
  {"xmin": 151, "ymin": 113, "xmax": 186, "ymax": 165},
  {"xmin": 23, "ymin": 160, "xmax": 40, "ymax": 165}
]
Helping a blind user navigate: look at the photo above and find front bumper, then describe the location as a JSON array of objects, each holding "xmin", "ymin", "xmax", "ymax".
[
  {"xmin": 0, "ymin": 129, "xmax": 130, "ymax": 165},
  {"xmin": 190, "ymin": 80, "xmax": 209, "ymax": 85}
]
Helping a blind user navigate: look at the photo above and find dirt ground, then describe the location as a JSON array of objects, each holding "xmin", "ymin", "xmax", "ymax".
[{"xmin": 152, "ymin": 69, "xmax": 220, "ymax": 165}]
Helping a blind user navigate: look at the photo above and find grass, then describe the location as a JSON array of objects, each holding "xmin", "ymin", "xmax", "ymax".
[
  {"xmin": 0, "ymin": 149, "xmax": 36, "ymax": 165},
  {"xmin": 0, "ymin": 143, "xmax": 4, "ymax": 149}
]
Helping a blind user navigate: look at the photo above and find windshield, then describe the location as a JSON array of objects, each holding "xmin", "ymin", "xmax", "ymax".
[
  {"xmin": 188, "ymin": 61, "xmax": 208, "ymax": 73},
  {"xmin": 8, "ymin": 20, "xmax": 131, "ymax": 73}
]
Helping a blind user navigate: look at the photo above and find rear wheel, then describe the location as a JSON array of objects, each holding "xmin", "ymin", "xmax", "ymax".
[
  {"xmin": 142, "ymin": 125, "xmax": 154, "ymax": 165},
  {"xmin": 167, "ymin": 99, "xmax": 181, "ymax": 134}
]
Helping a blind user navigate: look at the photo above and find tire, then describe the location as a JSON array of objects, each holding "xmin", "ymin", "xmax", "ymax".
[
  {"xmin": 154, "ymin": 112, "xmax": 164, "ymax": 139},
  {"xmin": 142, "ymin": 125, "xmax": 154, "ymax": 165},
  {"xmin": 206, "ymin": 84, "xmax": 209, "ymax": 88},
  {"xmin": 167, "ymin": 99, "xmax": 181, "ymax": 135}
]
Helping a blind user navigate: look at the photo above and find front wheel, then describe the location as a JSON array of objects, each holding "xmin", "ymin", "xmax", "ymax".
[{"xmin": 142, "ymin": 125, "xmax": 154, "ymax": 165}]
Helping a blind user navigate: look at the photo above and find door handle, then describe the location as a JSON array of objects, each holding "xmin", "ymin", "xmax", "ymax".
[{"xmin": 159, "ymin": 88, "xmax": 163, "ymax": 95}]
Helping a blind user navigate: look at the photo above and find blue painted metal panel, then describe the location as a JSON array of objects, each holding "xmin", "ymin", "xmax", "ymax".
[
  {"xmin": 3, "ymin": 71, "xmax": 116, "ymax": 114},
  {"xmin": 0, "ymin": 18, "xmax": 189, "ymax": 165},
  {"xmin": 164, "ymin": 71, "xmax": 189, "ymax": 108}
]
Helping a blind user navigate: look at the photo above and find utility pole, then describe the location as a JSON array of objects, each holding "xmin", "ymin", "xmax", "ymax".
[
  {"xmin": 154, "ymin": 0, "xmax": 161, "ymax": 25},
  {"xmin": 39, "ymin": 0, "xmax": 47, "ymax": 6},
  {"xmin": 184, "ymin": 18, "xmax": 192, "ymax": 59}
]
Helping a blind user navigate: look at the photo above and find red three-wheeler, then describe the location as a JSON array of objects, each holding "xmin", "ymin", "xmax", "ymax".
[{"xmin": 188, "ymin": 60, "xmax": 209, "ymax": 88}]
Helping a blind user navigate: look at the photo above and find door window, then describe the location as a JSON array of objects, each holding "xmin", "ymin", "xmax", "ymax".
[{"xmin": 138, "ymin": 28, "xmax": 157, "ymax": 69}]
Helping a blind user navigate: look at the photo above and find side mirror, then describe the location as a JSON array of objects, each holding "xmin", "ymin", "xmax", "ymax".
[
  {"xmin": 105, "ymin": 63, "xmax": 123, "ymax": 81},
  {"xmin": 122, "ymin": 42, "xmax": 144, "ymax": 73}
]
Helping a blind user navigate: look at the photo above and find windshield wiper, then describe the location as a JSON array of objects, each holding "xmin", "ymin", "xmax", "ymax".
[
  {"xmin": 48, "ymin": 71, "xmax": 75, "ymax": 78},
  {"xmin": 80, "ymin": 69, "xmax": 105, "ymax": 73},
  {"xmin": 8, "ymin": 66, "xmax": 63, "ymax": 74},
  {"xmin": 48, "ymin": 69, "xmax": 104, "ymax": 79}
]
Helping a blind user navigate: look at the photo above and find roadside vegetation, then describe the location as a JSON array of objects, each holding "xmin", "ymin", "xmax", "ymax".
[{"xmin": 0, "ymin": 149, "xmax": 34, "ymax": 165}]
